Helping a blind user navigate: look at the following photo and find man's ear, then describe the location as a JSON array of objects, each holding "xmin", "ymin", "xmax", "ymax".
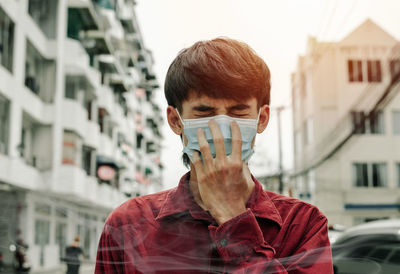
[
  {"xmin": 257, "ymin": 104, "xmax": 270, "ymax": 133},
  {"xmin": 167, "ymin": 106, "xmax": 183, "ymax": 135}
]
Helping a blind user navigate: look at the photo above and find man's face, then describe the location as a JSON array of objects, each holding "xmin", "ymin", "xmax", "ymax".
[{"xmin": 166, "ymin": 92, "xmax": 270, "ymax": 169}]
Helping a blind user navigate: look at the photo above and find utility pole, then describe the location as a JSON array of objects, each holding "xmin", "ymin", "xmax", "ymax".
[{"xmin": 276, "ymin": 106, "xmax": 285, "ymax": 194}]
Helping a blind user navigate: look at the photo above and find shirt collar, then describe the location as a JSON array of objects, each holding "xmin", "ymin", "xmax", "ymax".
[{"xmin": 156, "ymin": 172, "xmax": 283, "ymax": 228}]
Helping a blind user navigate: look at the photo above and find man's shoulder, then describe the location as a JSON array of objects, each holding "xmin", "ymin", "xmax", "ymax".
[
  {"xmin": 105, "ymin": 187, "xmax": 176, "ymax": 227},
  {"xmin": 264, "ymin": 190, "xmax": 327, "ymax": 222}
]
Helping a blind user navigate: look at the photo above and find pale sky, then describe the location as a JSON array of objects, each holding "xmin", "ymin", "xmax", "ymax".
[{"xmin": 135, "ymin": 0, "xmax": 400, "ymax": 190}]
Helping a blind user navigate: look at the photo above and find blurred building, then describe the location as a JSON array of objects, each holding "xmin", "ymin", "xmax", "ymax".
[
  {"xmin": 291, "ymin": 19, "xmax": 400, "ymax": 228},
  {"xmin": 0, "ymin": 0, "xmax": 163, "ymax": 271}
]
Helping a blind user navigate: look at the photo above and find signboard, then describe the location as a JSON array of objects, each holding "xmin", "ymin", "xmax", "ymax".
[{"xmin": 97, "ymin": 165, "xmax": 116, "ymax": 181}]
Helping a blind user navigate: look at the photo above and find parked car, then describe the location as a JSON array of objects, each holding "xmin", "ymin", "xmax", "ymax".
[
  {"xmin": 329, "ymin": 224, "xmax": 346, "ymax": 244},
  {"xmin": 332, "ymin": 219, "xmax": 400, "ymax": 274}
]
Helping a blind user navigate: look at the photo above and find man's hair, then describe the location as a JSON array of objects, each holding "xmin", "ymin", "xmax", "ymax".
[
  {"xmin": 164, "ymin": 38, "xmax": 271, "ymax": 167},
  {"xmin": 164, "ymin": 37, "xmax": 271, "ymax": 112}
]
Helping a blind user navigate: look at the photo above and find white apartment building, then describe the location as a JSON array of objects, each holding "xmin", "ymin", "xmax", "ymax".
[
  {"xmin": 291, "ymin": 19, "xmax": 400, "ymax": 228},
  {"xmin": 0, "ymin": 0, "xmax": 163, "ymax": 271}
]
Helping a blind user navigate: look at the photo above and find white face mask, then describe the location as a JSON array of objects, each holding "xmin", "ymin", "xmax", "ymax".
[{"xmin": 176, "ymin": 110, "xmax": 260, "ymax": 163}]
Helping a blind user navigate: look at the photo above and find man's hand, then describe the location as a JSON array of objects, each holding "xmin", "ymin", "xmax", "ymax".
[{"xmin": 192, "ymin": 119, "xmax": 255, "ymax": 225}]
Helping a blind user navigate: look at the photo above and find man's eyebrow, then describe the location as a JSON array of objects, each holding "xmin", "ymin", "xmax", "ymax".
[
  {"xmin": 228, "ymin": 104, "xmax": 250, "ymax": 110},
  {"xmin": 192, "ymin": 105, "xmax": 216, "ymax": 112}
]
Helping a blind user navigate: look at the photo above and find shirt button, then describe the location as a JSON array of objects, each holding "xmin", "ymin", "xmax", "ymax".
[{"xmin": 220, "ymin": 238, "xmax": 228, "ymax": 247}]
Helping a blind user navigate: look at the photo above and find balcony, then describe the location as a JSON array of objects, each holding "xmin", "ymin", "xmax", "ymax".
[
  {"xmin": 109, "ymin": 73, "xmax": 130, "ymax": 92},
  {"xmin": 17, "ymin": 83, "xmax": 54, "ymax": 125},
  {"xmin": 28, "ymin": 0, "xmax": 58, "ymax": 39},
  {"xmin": 64, "ymin": 38, "xmax": 101, "ymax": 89},
  {"xmin": 55, "ymin": 164, "xmax": 86, "ymax": 197},
  {"xmin": 84, "ymin": 120, "xmax": 100, "ymax": 148},
  {"xmin": 83, "ymin": 29, "xmax": 113, "ymax": 56},
  {"xmin": 111, "ymin": 103, "xmax": 125, "ymax": 127},
  {"xmin": 98, "ymin": 86, "xmax": 114, "ymax": 114},
  {"xmin": 62, "ymin": 98, "xmax": 86, "ymax": 137},
  {"xmin": 25, "ymin": 40, "xmax": 56, "ymax": 103},
  {"xmin": 67, "ymin": 0, "xmax": 101, "ymax": 36},
  {"xmin": 98, "ymin": 133, "xmax": 113, "ymax": 158},
  {"xmin": 0, "ymin": 154, "xmax": 47, "ymax": 190},
  {"xmin": 85, "ymin": 175, "xmax": 98, "ymax": 204},
  {"xmin": 117, "ymin": 2, "xmax": 137, "ymax": 34}
]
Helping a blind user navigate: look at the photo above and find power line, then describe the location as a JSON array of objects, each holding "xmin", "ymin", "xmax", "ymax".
[
  {"xmin": 290, "ymin": 69, "xmax": 400, "ymax": 179},
  {"xmin": 261, "ymin": 49, "xmax": 400, "ymax": 187}
]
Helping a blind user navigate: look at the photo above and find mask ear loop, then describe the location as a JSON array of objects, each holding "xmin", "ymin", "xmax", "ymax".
[
  {"xmin": 175, "ymin": 109, "xmax": 185, "ymax": 145},
  {"xmin": 175, "ymin": 108, "xmax": 184, "ymax": 125}
]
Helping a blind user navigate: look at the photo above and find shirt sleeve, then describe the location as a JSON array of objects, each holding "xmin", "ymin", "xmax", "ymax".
[
  {"xmin": 95, "ymin": 223, "xmax": 125, "ymax": 274},
  {"xmin": 208, "ymin": 208, "xmax": 333, "ymax": 274}
]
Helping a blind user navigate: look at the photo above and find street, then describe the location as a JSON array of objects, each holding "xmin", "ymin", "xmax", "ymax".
[{"xmin": 30, "ymin": 263, "xmax": 95, "ymax": 274}]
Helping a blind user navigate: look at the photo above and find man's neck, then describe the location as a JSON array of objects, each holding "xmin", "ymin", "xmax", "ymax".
[{"xmin": 188, "ymin": 162, "xmax": 255, "ymax": 211}]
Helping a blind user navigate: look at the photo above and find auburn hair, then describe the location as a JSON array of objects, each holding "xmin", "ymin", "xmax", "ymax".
[{"xmin": 164, "ymin": 38, "xmax": 271, "ymax": 112}]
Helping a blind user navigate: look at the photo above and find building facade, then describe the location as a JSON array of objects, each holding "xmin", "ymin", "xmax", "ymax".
[
  {"xmin": 291, "ymin": 19, "xmax": 400, "ymax": 228},
  {"xmin": 0, "ymin": 0, "xmax": 162, "ymax": 271}
]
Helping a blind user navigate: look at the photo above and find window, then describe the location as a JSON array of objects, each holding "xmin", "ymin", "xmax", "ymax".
[
  {"xmin": 55, "ymin": 222, "xmax": 67, "ymax": 259},
  {"xmin": 98, "ymin": 108, "xmax": 112, "ymax": 137},
  {"xmin": 65, "ymin": 79, "xmax": 77, "ymax": 99},
  {"xmin": 87, "ymin": 101, "xmax": 92, "ymax": 120},
  {"xmin": 146, "ymin": 141, "xmax": 156, "ymax": 154},
  {"xmin": 82, "ymin": 145, "xmax": 95, "ymax": 176},
  {"xmin": 367, "ymin": 60, "xmax": 382, "ymax": 82},
  {"xmin": 28, "ymin": 0, "xmax": 58, "ymax": 38},
  {"xmin": 368, "ymin": 247, "xmax": 392, "ymax": 263},
  {"xmin": 25, "ymin": 40, "xmax": 56, "ymax": 102},
  {"xmin": 0, "ymin": 7, "xmax": 15, "ymax": 72},
  {"xmin": 0, "ymin": 96, "xmax": 9, "ymax": 154},
  {"xmin": 353, "ymin": 163, "xmax": 368, "ymax": 187},
  {"xmin": 62, "ymin": 130, "xmax": 82, "ymax": 166},
  {"xmin": 353, "ymin": 162, "xmax": 387, "ymax": 187},
  {"xmin": 352, "ymin": 111, "xmax": 384, "ymax": 134},
  {"xmin": 369, "ymin": 111, "xmax": 384, "ymax": 134},
  {"xmin": 136, "ymin": 133, "xmax": 143, "ymax": 149},
  {"xmin": 393, "ymin": 111, "xmax": 400, "ymax": 135},
  {"xmin": 98, "ymin": 108, "xmax": 105, "ymax": 133},
  {"xmin": 348, "ymin": 60, "xmax": 382, "ymax": 83},
  {"xmin": 34, "ymin": 218, "xmax": 50, "ymax": 245},
  {"xmin": 389, "ymin": 59, "xmax": 400, "ymax": 81},
  {"xmin": 35, "ymin": 219, "xmax": 50, "ymax": 270},
  {"xmin": 388, "ymin": 250, "xmax": 400, "ymax": 264},
  {"xmin": 348, "ymin": 60, "xmax": 363, "ymax": 82},
  {"xmin": 371, "ymin": 163, "xmax": 387, "ymax": 187}
]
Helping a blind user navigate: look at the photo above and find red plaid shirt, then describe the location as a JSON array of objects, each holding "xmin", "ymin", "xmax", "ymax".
[{"xmin": 95, "ymin": 173, "xmax": 333, "ymax": 273}]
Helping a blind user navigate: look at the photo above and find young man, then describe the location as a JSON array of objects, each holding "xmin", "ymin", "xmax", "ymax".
[{"xmin": 95, "ymin": 38, "xmax": 333, "ymax": 273}]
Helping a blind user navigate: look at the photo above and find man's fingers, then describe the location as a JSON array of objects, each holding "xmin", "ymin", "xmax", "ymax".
[
  {"xmin": 196, "ymin": 128, "xmax": 213, "ymax": 166},
  {"xmin": 192, "ymin": 151, "xmax": 204, "ymax": 174},
  {"xmin": 208, "ymin": 119, "xmax": 226, "ymax": 161},
  {"xmin": 230, "ymin": 121, "xmax": 242, "ymax": 161}
]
